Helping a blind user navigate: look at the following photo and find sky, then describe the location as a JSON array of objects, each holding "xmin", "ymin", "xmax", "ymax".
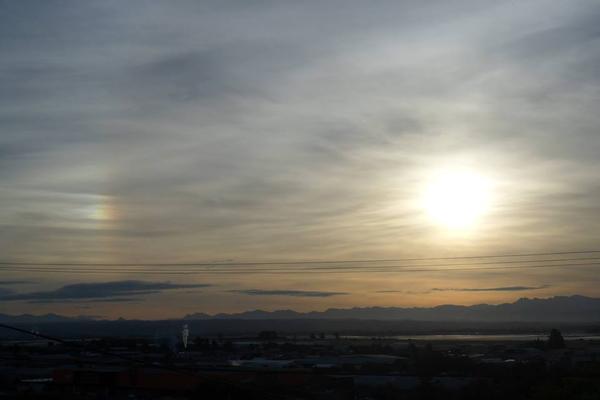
[{"xmin": 1, "ymin": 0, "xmax": 600, "ymax": 319}]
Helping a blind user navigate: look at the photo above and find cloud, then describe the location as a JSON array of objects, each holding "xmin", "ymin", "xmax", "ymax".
[
  {"xmin": 2, "ymin": 1, "xmax": 600, "ymax": 264},
  {"xmin": 1, "ymin": 1, "xmax": 600, "ymax": 317},
  {"xmin": 1, "ymin": 280, "xmax": 211, "ymax": 302},
  {"xmin": 230, "ymin": 289, "xmax": 349, "ymax": 297},
  {"xmin": 375, "ymin": 290, "xmax": 431, "ymax": 294},
  {"xmin": 432, "ymin": 285, "xmax": 550, "ymax": 292},
  {"xmin": 29, "ymin": 297, "xmax": 145, "ymax": 304},
  {"xmin": 0, "ymin": 280, "xmax": 26, "ymax": 297}
]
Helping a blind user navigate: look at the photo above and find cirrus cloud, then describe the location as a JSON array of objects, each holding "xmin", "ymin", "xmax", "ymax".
[
  {"xmin": 1, "ymin": 280, "xmax": 212, "ymax": 303},
  {"xmin": 431, "ymin": 285, "xmax": 550, "ymax": 292},
  {"xmin": 230, "ymin": 289, "xmax": 349, "ymax": 297}
]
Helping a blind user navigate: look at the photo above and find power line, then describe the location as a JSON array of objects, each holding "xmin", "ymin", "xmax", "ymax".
[
  {"xmin": 0, "ymin": 323, "xmax": 284, "ymax": 399},
  {"xmin": 1, "ymin": 249, "xmax": 600, "ymax": 267},
  {"xmin": 1, "ymin": 256, "xmax": 599, "ymax": 272},
  {"xmin": 2, "ymin": 262, "xmax": 600, "ymax": 275},
  {"xmin": 0, "ymin": 322, "xmax": 188, "ymax": 373},
  {"xmin": 0, "ymin": 320, "xmax": 359, "ymax": 398}
]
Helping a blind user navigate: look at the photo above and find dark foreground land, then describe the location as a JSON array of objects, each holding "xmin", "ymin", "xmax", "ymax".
[{"xmin": 1, "ymin": 323, "xmax": 600, "ymax": 399}]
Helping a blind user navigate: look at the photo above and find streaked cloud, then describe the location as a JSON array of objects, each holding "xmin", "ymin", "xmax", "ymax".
[
  {"xmin": 375, "ymin": 290, "xmax": 430, "ymax": 294},
  {"xmin": 230, "ymin": 289, "xmax": 349, "ymax": 297},
  {"xmin": 29, "ymin": 297, "xmax": 146, "ymax": 304},
  {"xmin": 432, "ymin": 285, "xmax": 550, "ymax": 292},
  {"xmin": 1, "ymin": 280, "xmax": 211, "ymax": 303},
  {"xmin": 375, "ymin": 290, "xmax": 405, "ymax": 293},
  {"xmin": 1, "ymin": 1, "xmax": 600, "ymax": 316}
]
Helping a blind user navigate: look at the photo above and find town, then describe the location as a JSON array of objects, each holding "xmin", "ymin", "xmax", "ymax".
[{"xmin": 2, "ymin": 328, "xmax": 600, "ymax": 399}]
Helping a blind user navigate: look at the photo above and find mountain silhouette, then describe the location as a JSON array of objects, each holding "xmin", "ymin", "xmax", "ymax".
[
  {"xmin": 1, "ymin": 295, "xmax": 598, "ymax": 325},
  {"xmin": 185, "ymin": 295, "xmax": 600, "ymax": 322},
  {"xmin": 0, "ymin": 313, "xmax": 97, "ymax": 324}
]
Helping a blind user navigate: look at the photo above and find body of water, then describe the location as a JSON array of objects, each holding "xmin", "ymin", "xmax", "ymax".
[{"xmin": 342, "ymin": 334, "xmax": 600, "ymax": 341}]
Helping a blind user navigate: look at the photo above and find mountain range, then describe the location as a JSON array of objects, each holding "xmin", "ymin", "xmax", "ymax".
[
  {"xmin": 1, "ymin": 296, "xmax": 598, "ymax": 324},
  {"xmin": 184, "ymin": 295, "xmax": 600, "ymax": 322},
  {"xmin": 0, "ymin": 313, "xmax": 97, "ymax": 324}
]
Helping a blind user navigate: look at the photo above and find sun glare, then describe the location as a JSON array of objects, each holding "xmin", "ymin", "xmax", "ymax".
[{"xmin": 423, "ymin": 170, "xmax": 491, "ymax": 230}]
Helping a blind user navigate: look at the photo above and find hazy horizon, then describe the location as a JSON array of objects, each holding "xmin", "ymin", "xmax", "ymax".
[
  {"xmin": 2, "ymin": 1, "xmax": 600, "ymax": 319},
  {"xmin": 2, "ymin": 293, "xmax": 598, "ymax": 322}
]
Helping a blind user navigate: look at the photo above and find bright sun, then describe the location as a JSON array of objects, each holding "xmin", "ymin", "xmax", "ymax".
[{"xmin": 423, "ymin": 170, "xmax": 491, "ymax": 230}]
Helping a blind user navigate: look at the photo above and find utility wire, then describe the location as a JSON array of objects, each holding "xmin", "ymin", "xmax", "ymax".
[
  {"xmin": 1, "ymin": 249, "xmax": 599, "ymax": 267},
  {"xmin": 1, "ymin": 256, "xmax": 599, "ymax": 272},
  {"xmin": 0, "ymin": 322, "xmax": 191, "ymax": 374},
  {"xmin": 2, "ymin": 262, "xmax": 600, "ymax": 275},
  {"xmin": 0, "ymin": 323, "xmax": 328, "ymax": 399}
]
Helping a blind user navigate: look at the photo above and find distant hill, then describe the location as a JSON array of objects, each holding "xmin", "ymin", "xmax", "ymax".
[
  {"xmin": 0, "ymin": 313, "xmax": 97, "ymax": 324},
  {"xmin": 184, "ymin": 295, "xmax": 600, "ymax": 322},
  {"xmin": 1, "ymin": 296, "xmax": 598, "ymax": 327}
]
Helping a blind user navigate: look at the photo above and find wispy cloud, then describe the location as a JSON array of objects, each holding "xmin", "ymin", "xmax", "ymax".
[
  {"xmin": 230, "ymin": 289, "xmax": 349, "ymax": 297},
  {"xmin": 1, "ymin": 1, "xmax": 600, "ymax": 317},
  {"xmin": 0, "ymin": 279, "xmax": 26, "ymax": 297},
  {"xmin": 432, "ymin": 285, "xmax": 550, "ymax": 292},
  {"xmin": 375, "ymin": 290, "xmax": 430, "ymax": 294},
  {"xmin": 29, "ymin": 297, "xmax": 146, "ymax": 304},
  {"xmin": 1, "ymin": 280, "xmax": 211, "ymax": 303}
]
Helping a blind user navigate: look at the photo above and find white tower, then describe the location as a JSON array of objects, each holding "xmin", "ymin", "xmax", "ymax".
[{"xmin": 182, "ymin": 324, "xmax": 189, "ymax": 350}]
